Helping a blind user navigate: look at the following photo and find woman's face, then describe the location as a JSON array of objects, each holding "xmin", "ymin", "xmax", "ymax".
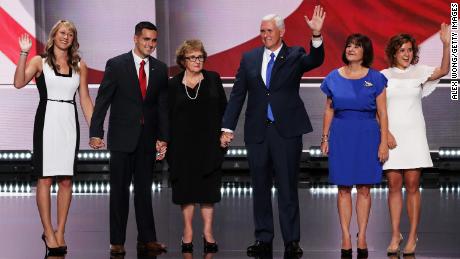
[
  {"xmin": 394, "ymin": 41, "xmax": 413, "ymax": 69},
  {"xmin": 53, "ymin": 25, "xmax": 74, "ymax": 50},
  {"xmin": 184, "ymin": 50, "xmax": 204, "ymax": 73},
  {"xmin": 345, "ymin": 42, "xmax": 364, "ymax": 64}
]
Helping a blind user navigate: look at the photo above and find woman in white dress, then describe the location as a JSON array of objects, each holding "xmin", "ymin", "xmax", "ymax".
[
  {"xmin": 13, "ymin": 20, "xmax": 94, "ymax": 255},
  {"xmin": 381, "ymin": 23, "xmax": 450, "ymax": 256}
]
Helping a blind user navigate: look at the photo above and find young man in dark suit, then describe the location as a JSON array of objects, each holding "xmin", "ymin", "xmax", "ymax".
[
  {"xmin": 221, "ymin": 6, "xmax": 326, "ymax": 256},
  {"xmin": 89, "ymin": 21, "xmax": 168, "ymax": 256}
]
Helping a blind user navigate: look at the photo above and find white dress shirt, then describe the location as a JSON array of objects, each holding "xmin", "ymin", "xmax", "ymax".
[
  {"xmin": 261, "ymin": 44, "xmax": 283, "ymax": 85},
  {"xmin": 132, "ymin": 50, "xmax": 150, "ymax": 88}
]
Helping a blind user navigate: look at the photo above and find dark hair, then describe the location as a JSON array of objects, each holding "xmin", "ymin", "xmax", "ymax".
[
  {"xmin": 175, "ymin": 39, "xmax": 208, "ymax": 70},
  {"xmin": 135, "ymin": 21, "xmax": 157, "ymax": 35},
  {"xmin": 341, "ymin": 33, "xmax": 373, "ymax": 67},
  {"xmin": 385, "ymin": 34, "xmax": 419, "ymax": 67}
]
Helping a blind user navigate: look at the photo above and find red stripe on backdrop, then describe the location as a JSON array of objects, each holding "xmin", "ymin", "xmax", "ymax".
[
  {"xmin": 87, "ymin": 67, "xmax": 104, "ymax": 83},
  {"xmin": 1, "ymin": 1, "xmax": 451, "ymax": 82},
  {"xmin": 0, "ymin": 7, "xmax": 104, "ymax": 83},
  {"xmin": 198, "ymin": 0, "xmax": 450, "ymax": 78},
  {"xmin": 0, "ymin": 7, "xmax": 41, "ymax": 64}
]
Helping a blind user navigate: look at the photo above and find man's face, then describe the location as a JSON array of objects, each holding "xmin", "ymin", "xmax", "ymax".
[
  {"xmin": 260, "ymin": 20, "xmax": 284, "ymax": 51},
  {"xmin": 134, "ymin": 28, "xmax": 157, "ymax": 58}
]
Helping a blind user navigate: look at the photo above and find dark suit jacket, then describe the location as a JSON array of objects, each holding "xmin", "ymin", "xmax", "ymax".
[
  {"xmin": 222, "ymin": 42, "xmax": 324, "ymax": 143},
  {"xmin": 90, "ymin": 51, "xmax": 169, "ymax": 153}
]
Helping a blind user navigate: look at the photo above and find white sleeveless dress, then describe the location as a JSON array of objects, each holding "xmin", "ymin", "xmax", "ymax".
[
  {"xmin": 381, "ymin": 65, "xmax": 439, "ymax": 170},
  {"xmin": 33, "ymin": 58, "xmax": 80, "ymax": 176}
]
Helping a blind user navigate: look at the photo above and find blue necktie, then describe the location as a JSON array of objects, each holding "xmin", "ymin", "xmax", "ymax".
[{"xmin": 266, "ymin": 52, "xmax": 275, "ymax": 121}]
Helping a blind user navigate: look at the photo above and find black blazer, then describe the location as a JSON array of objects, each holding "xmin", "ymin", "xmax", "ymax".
[
  {"xmin": 90, "ymin": 51, "xmax": 169, "ymax": 153},
  {"xmin": 222, "ymin": 42, "xmax": 324, "ymax": 143}
]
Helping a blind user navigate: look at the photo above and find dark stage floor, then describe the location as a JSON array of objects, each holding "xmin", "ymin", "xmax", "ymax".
[{"xmin": 1, "ymin": 187, "xmax": 459, "ymax": 259}]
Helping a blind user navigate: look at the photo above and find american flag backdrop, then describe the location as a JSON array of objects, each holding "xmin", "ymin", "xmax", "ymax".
[{"xmin": 0, "ymin": 0, "xmax": 458, "ymax": 150}]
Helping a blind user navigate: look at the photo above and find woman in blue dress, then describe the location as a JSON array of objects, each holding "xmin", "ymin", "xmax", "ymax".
[{"xmin": 320, "ymin": 34, "xmax": 389, "ymax": 258}]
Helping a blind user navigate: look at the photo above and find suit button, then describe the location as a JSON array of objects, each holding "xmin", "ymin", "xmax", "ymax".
[{"xmin": 266, "ymin": 92, "xmax": 270, "ymax": 96}]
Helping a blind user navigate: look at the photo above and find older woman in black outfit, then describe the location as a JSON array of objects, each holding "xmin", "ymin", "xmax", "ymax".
[{"xmin": 167, "ymin": 39, "xmax": 227, "ymax": 253}]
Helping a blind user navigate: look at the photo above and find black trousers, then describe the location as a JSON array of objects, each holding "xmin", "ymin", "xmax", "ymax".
[
  {"xmin": 109, "ymin": 128, "xmax": 157, "ymax": 245},
  {"xmin": 246, "ymin": 123, "xmax": 302, "ymax": 244}
]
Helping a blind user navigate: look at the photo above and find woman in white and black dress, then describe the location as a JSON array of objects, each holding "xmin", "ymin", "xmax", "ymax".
[{"xmin": 13, "ymin": 20, "xmax": 93, "ymax": 255}]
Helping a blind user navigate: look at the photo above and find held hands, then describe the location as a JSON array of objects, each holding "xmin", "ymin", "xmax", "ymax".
[
  {"xmin": 156, "ymin": 140, "xmax": 167, "ymax": 161},
  {"xmin": 440, "ymin": 23, "xmax": 450, "ymax": 46},
  {"xmin": 220, "ymin": 132, "xmax": 234, "ymax": 148},
  {"xmin": 19, "ymin": 34, "xmax": 32, "ymax": 53},
  {"xmin": 378, "ymin": 142, "xmax": 389, "ymax": 163},
  {"xmin": 89, "ymin": 137, "xmax": 105, "ymax": 149},
  {"xmin": 304, "ymin": 5, "xmax": 326, "ymax": 35},
  {"xmin": 387, "ymin": 131, "xmax": 397, "ymax": 149},
  {"xmin": 320, "ymin": 141, "xmax": 328, "ymax": 155}
]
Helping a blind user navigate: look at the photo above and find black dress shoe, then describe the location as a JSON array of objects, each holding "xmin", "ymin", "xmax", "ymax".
[
  {"xmin": 341, "ymin": 248, "xmax": 352, "ymax": 258},
  {"xmin": 137, "ymin": 241, "xmax": 167, "ymax": 253},
  {"xmin": 284, "ymin": 241, "xmax": 303, "ymax": 256},
  {"xmin": 110, "ymin": 244, "xmax": 126, "ymax": 256},
  {"xmin": 247, "ymin": 241, "xmax": 272, "ymax": 256}
]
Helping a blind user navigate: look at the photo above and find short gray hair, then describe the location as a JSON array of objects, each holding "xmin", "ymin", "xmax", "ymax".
[{"xmin": 262, "ymin": 14, "xmax": 285, "ymax": 30}]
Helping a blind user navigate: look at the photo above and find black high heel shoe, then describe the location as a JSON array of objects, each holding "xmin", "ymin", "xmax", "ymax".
[
  {"xmin": 341, "ymin": 234, "xmax": 352, "ymax": 258},
  {"xmin": 203, "ymin": 236, "xmax": 218, "ymax": 253},
  {"xmin": 59, "ymin": 245, "xmax": 68, "ymax": 255},
  {"xmin": 356, "ymin": 233, "xmax": 368, "ymax": 258},
  {"xmin": 340, "ymin": 248, "xmax": 352, "ymax": 258},
  {"xmin": 181, "ymin": 238, "xmax": 193, "ymax": 253},
  {"xmin": 41, "ymin": 234, "xmax": 65, "ymax": 256},
  {"xmin": 54, "ymin": 231, "xmax": 68, "ymax": 254},
  {"xmin": 357, "ymin": 248, "xmax": 368, "ymax": 258}
]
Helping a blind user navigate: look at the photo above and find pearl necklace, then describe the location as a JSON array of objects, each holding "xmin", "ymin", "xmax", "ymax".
[{"xmin": 183, "ymin": 71, "xmax": 202, "ymax": 100}]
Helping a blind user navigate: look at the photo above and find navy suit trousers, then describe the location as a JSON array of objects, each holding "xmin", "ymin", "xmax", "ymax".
[{"xmin": 246, "ymin": 123, "xmax": 302, "ymax": 244}]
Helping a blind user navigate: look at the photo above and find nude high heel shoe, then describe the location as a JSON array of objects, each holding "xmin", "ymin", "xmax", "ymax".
[
  {"xmin": 402, "ymin": 237, "xmax": 418, "ymax": 256},
  {"xmin": 387, "ymin": 233, "xmax": 403, "ymax": 256}
]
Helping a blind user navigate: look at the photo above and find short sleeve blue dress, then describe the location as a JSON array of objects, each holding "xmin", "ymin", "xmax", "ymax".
[{"xmin": 320, "ymin": 68, "xmax": 387, "ymax": 186}]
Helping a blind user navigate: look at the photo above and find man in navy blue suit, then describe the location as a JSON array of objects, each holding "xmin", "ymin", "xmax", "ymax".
[{"xmin": 221, "ymin": 6, "xmax": 326, "ymax": 256}]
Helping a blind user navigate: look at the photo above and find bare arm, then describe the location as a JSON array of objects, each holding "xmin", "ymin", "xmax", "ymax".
[
  {"xmin": 13, "ymin": 34, "xmax": 42, "ymax": 88},
  {"xmin": 376, "ymin": 113, "xmax": 397, "ymax": 149},
  {"xmin": 376, "ymin": 89, "xmax": 389, "ymax": 162},
  {"xmin": 78, "ymin": 60, "xmax": 94, "ymax": 126},
  {"xmin": 320, "ymin": 97, "xmax": 334, "ymax": 154},
  {"xmin": 428, "ymin": 23, "xmax": 450, "ymax": 81}
]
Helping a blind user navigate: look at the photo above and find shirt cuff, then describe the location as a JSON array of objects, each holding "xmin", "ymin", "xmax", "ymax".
[
  {"xmin": 221, "ymin": 128, "xmax": 234, "ymax": 133},
  {"xmin": 311, "ymin": 38, "xmax": 323, "ymax": 48}
]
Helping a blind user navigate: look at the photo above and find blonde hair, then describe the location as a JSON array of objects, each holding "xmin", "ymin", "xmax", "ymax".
[
  {"xmin": 44, "ymin": 20, "xmax": 81, "ymax": 73},
  {"xmin": 175, "ymin": 39, "xmax": 207, "ymax": 70}
]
